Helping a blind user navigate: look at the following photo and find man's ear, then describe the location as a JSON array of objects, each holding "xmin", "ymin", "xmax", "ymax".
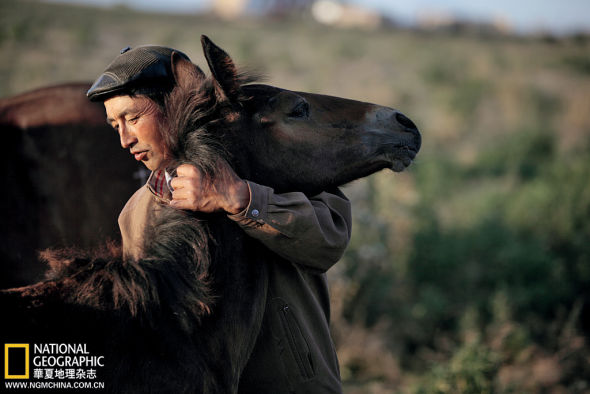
[
  {"xmin": 171, "ymin": 51, "xmax": 205, "ymax": 89},
  {"xmin": 201, "ymin": 35, "xmax": 240, "ymax": 100}
]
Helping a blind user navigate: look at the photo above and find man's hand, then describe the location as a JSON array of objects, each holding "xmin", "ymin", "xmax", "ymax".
[{"xmin": 169, "ymin": 161, "xmax": 250, "ymax": 215}]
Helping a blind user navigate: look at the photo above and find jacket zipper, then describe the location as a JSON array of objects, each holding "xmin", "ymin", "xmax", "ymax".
[{"xmin": 279, "ymin": 303, "xmax": 315, "ymax": 380}]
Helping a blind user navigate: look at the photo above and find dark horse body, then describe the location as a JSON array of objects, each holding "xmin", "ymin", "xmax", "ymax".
[
  {"xmin": 0, "ymin": 36, "xmax": 420, "ymax": 393},
  {"xmin": 0, "ymin": 83, "xmax": 143, "ymax": 288}
]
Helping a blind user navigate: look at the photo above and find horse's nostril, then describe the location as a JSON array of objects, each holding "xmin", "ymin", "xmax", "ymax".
[{"xmin": 395, "ymin": 112, "xmax": 417, "ymax": 131}]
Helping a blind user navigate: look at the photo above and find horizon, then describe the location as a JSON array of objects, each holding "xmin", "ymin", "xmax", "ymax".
[{"xmin": 42, "ymin": 0, "xmax": 590, "ymax": 35}]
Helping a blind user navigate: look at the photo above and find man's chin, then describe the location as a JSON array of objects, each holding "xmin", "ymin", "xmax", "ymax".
[
  {"xmin": 142, "ymin": 154, "xmax": 172, "ymax": 172},
  {"xmin": 152, "ymin": 158, "xmax": 174, "ymax": 172},
  {"xmin": 143, "ymin": 161, "xmax": 157, "ymax": 171}
]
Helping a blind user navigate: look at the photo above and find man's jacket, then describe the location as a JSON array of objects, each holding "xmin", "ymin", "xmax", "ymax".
[{"xmin": 118, "ymin": 177, "xmax": 351, "ymax": 394}]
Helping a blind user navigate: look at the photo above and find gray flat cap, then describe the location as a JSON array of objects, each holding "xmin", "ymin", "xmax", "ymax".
[{"xmin": 87, "ymin": 45, "xmax": 190, "ymax": 102}]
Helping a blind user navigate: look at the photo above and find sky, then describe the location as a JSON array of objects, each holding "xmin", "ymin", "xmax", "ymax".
[
  {"xmin": 46, "ymin": 0, "xmax": 590, "ymax": 34},
  {"xmin": 362, "ymin": 0, "xmax": 590, "ymax": 33}
]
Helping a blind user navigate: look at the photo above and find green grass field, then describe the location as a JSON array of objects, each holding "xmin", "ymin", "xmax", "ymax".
[{"xmin": 2, "ymin": 0, "xmax": 590, "ymax": 392}]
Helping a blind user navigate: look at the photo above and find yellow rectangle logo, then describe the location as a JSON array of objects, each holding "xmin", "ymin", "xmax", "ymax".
[{"xmin": 4, "ymin": 344, "xmax": 29, "ymax": 379}]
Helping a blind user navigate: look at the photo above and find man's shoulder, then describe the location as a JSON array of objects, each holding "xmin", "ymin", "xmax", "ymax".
[
  {"xmin": 118, "ymin": 184, "xmax": 156, "ymax": 260},
  {"xmin": 118, "ymin": 184, "xmax": 160, "ymax": 230},
  {"xmin": 121, "ymin": 184, "xmax": 152, "ymax": 214}
]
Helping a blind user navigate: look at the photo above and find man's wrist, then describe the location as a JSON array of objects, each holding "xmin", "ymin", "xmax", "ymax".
[{"xmin": 226, "ymin": 180, "xmax": 250, "ymax": 215}]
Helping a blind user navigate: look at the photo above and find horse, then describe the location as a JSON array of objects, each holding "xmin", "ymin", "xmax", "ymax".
[
  {"xmin": 0, "ymin": 83, "xmax": 143, "ymax": 288},
  {"xmin": 0, "ymin": 35, "xmax": 420, "ymax": 393}
]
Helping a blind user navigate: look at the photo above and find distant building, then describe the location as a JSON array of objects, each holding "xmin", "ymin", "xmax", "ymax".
[
  {"xmin": 210, "ymin": 0, "xmax": 382, "ymax": 27},
  {"xmin": 212, "ymin": 0, "xmax": 249, "ymax": 20},
  {"xmin": 416, "ymin": 9, "xmax": 454, "ymax": 30},
  {"xmin": 311, "ymin": 0, "xmax": 382, "ymax": 29},
  {"xmin": 416, "ymin": 8, "xmax": 513, "ymax": 35},
  {"xmin": 211, "ymin": 0, "xmax": 314, "ymax": 19}
]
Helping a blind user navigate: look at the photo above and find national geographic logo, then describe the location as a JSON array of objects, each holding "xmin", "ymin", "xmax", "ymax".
[
  {"xmin": 3, "ymin": 343, "xmax": 106, "ymax": 391},
  {"xmin": 4, "ymin": 344, "xmax": 29, "ymax": 379}
]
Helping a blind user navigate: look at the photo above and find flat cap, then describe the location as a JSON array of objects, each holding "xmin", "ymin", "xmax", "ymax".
[{"xmin": 87, "ymin": 45, "xmax": 190, "ymax": 102}]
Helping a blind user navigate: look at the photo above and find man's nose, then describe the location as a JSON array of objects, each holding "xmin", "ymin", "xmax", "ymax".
[{"xmin": 119, "ymin": 126, "xmax": 137, "ymax": 149}]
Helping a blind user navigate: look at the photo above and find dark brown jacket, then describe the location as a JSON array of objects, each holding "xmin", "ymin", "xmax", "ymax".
[{"xmin": 118, "ymin": 180, "xmax": 352, "ymax": 394}]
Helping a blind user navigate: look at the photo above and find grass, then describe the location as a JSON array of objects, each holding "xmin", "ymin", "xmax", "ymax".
[{"xmin": 2, "ymin": 0, "xmax": 590, "ymax": 392}]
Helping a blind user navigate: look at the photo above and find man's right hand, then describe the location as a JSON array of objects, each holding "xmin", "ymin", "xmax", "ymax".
[{"xmin": 169, "ymin": 161, "xmax": 250, "ymax": 215}]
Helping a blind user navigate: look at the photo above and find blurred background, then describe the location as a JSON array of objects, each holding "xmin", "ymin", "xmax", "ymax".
[{"xmin": 1, "ymin": 0, "xmax": 589, "ymax": 392}]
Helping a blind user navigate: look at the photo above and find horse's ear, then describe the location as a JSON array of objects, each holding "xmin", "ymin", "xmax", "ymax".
[
  {"xmin": 171, "ymin": 51, "xmax": 205, "ymax": 88},
  {"xmin": 201, "ymin": 35, "xmax": 240, "ymax": 100}
]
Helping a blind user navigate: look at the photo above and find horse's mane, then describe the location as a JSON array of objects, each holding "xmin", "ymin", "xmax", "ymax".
[
  {"xmin": 38, "ymin": 69, "xmax": 258, "ymax": 333},
  {"xmin": 164, "ymin": 65, "xmax": 259, "ymax": 176}
]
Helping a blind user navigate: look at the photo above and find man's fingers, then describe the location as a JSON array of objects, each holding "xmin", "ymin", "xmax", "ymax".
[
  {"xmin": 169, "ymin": 177, "xmax": 185, "ymax": 190},
  {"xmin": 170, "ymin": 175, "xmax": 199, "ymax": 190},
  {"xmin": 172, "ymin": 164, "xmax": 204, "ymax": 191},
  {"xmin": 176, "ymin": 163, "xmax": 200, "ymax": 178},
  {"xmin": 171, "ymin": 188, "xmax": 192, "ymax": 201},
  {"xmin": 169, "ymin": 199, "xmax": 193, "ymax": 210},
  {"xmin": 170, "ymin": 188, "xmax": 199, "ymax": 210}
]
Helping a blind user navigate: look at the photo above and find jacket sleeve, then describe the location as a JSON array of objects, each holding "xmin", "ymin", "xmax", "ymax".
[{"xmin": 227, "ymin": 181, "xmax": 352, "ymax": 273}]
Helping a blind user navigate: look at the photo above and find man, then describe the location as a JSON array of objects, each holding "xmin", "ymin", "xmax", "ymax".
[{"xmin": 87, "ymin": 45, "xmax": 351, "ymax": 393}]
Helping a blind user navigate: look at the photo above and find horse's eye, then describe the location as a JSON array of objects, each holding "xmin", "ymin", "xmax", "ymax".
[{"xmin": 288, "ymin": 99, "xmax": 310, "ymax": 119}]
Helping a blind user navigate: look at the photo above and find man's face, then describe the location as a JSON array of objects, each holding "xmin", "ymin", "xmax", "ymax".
[{"xmin": 105, "ymin": 95, "xmax": 169, "ymax": 171}]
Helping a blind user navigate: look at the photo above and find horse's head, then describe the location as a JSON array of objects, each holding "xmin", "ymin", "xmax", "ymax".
[
  {"xmin": 168, "ymin": 36, "xmax": 421, "ymax": 194},
  {"xmin": 240, "ymin": 85, "xmax": 421, "ymax": 193}
]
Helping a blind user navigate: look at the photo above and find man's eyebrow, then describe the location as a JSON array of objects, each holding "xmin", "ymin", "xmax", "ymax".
[{"xmin": 106, "ymin": 110, "xmax": 129, "ymax": 124}]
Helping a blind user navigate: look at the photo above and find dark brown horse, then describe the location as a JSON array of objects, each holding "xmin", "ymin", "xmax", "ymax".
[
  {"xmin": 0, "ymin": 36, "xmax": 420, "ymax": 393},
  {"xmin": 0, "ymin": 84, "xmax": 144, "ymax": 288}
]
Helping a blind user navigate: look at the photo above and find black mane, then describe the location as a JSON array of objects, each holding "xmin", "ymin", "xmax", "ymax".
[{"xmin": 164, "ymin": 66, "xmax": 259, "ymax": 177}]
